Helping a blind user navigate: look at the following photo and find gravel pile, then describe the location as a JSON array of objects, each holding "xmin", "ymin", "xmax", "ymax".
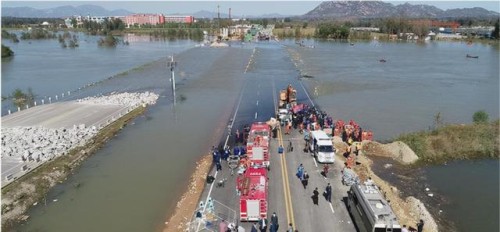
[
  {"xmin": 1, "ymin": 125, "xmax": 97, "ymax": 162},
  {"xmin": 2, "ymin": 91, "xmax": 159, "ymax": 163},
  {"xmin": 77, "ymin": 91, "xmax": 159, "ymax": 106}
]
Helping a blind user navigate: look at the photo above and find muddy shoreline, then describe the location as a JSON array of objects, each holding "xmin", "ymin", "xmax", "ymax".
[{"xmin": 161, "ymin": 86, "xmax": 241, "ymax": 232}]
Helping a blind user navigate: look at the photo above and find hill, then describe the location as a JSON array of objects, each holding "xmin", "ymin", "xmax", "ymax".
[
  {"xmin": 2, "ymin": 5, "xmax": 132, "ymax": 18},
  {"xmin": 303, "ymin": 1, "xmax": 500, "ymax": 19}
]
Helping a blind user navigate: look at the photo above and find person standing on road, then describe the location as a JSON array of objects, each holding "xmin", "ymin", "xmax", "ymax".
[
  {"xmin": 322, "ymin": 164, "xmax": 329, "ymax": 177},
  {"xmin": 219, "ymin": 219, "xmax": 228, "ymax": 232},
  {"xmin": 301, "ymin": 171, "xmax": 309, "ymax": 189},
  {"xmin": 312, "ymin": 187, "xmax": 319, "ymax": 205},
  {"xmin": 296, "ymin": 164, "xmax": 304, "ymax": 179},
  {"xmin": 259, "ymin": 216, "xmax": 268, "ymax": 232},
  {"xmin": 251, "ymin": 222, "xmax": 258, "ymax": 232},
  {"xmin": 287, "ymin": 223, "xmax": 294, "ymax": 232},
  {"xmin": 401, "ymin": 225, "xmax": 409, "ymax": 232},
  {"xmin": 417, "ymin": 219, "xmax": 424, "ymax": 232},
  {"xmin": 325, "ymin": 183, "xmax": 332, "ymax": 202},
  {"xmin": 270, "ymin": 212, "xmax": 279, "ymax": 231}
]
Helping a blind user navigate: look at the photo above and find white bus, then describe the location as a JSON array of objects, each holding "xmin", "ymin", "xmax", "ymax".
[{"xmin": 309, "ymin": 130, "xmax": 335, "ymax": 163}]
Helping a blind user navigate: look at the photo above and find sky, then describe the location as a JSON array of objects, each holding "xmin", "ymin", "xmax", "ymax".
[{"xmin": 1, "ymin": 1, "xmax": 499, "ymax": 16}]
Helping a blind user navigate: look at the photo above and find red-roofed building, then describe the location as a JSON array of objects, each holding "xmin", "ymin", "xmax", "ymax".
[{"xmin": 125, "ymin": 14, "xmax": 165, "ymax": 27}]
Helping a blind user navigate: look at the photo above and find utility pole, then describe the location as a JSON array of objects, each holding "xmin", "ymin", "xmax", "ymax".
[
  {"xmin": 168, "ymin": 56, "xmax": 177, "ymax": 102},
  {"xmin": 217, "ymin": 4, "xmax": 220, "ymax": 38}
]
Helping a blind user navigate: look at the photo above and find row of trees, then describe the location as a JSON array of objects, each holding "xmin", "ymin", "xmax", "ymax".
[
  {"xmin": 81, "ymin": 18, "xmax": 125, "ymax": 35},
  {"xmin": 149, "ymin": 28, "xmax": 204, "ymax": 40},
  {"xmin": 20, "ymin": 28, "xmax": 57, "ymax": 40},
  {"xmin": 2, "ymin": 30, "xmax": 19, "ymax": 43},
  {"xmin": 1, "ymin": 17, "xmax": 64, "ymax": 28}
]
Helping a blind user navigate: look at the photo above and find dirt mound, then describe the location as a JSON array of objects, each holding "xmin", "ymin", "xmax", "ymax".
[{"xmin": 363, "ymin": 141, "xmax": 419, "ymax": 164}]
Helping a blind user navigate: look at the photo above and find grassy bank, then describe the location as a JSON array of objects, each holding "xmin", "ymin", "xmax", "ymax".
[
  {"xmin": 395, "ymin": 120, "xmax": 499, "ymax": 164},
  {"xmin": 1, "ymin": 106, "xmax": 146, "ymax": 231}
]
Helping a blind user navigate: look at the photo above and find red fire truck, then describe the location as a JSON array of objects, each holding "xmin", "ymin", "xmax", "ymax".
[
  {"xmin": 237, "ymin": 166, "xmax": 268, "ymax": 221},
  {"xmin": 246, "ymin": 122, "xmax": 271, "ymax": 169}
]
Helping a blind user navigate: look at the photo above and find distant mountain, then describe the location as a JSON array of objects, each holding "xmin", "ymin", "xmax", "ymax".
[
  {"xmin": 442, "ymin": 7, "xmax": 500, "ymax": 18},
  {"xmin": 303, "ymin": 1, "xmax": 500, "ymax": 19},
  {"xmin": 1, "ymin": 5, "xmax": 133, "ymax": 18}
]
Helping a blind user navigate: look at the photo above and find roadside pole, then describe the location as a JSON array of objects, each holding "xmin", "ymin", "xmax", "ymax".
[{"xmin": 168, "ymin": 55, "xmax": 177, "ymax": 104}]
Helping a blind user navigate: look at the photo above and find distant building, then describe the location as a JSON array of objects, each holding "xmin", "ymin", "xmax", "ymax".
[
  {"xmin": 164, "ymin": 15, "xmax": 194, "ymax": 24},
  {"xmin": 350, "ymin": 27, "xmax": 380, "ymax": 32},
  {"xmin": 125, "ymin": 14, "xmax": 165, "ymax": 27},
  {"xmin": 64, "ymin": 15, "xmax": 124, "ymax": 28}
]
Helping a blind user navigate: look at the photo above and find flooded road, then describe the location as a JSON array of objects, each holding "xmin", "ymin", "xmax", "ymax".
[{"xmin": 16, "ymin": 46, "xmax": 252, "ymax": 232}]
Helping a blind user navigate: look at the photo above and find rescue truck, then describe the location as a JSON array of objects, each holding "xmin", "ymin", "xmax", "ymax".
[
  {"xmin": 237, "ymin": 166, "xmax": 268, "ymax": 221},
  {"xmin": 246, "ymin": 122, "xmax": 271, "ymax": 169}
]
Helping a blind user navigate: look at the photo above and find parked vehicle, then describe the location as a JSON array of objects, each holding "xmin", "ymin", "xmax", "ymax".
[
  {"xmin": 237, "ymin": 166, "xmax": 268, "ymax": 221},
  {"xmin": 246, "ymin": 122, "xmax": 271, "ymax": 168},
  {"xmin": 347, "ymin": 183, "xmax": 402, "ymax": 232},
  {"xmin": 309, "ymin": 130, "xmax": 335, "ymax": 163}
]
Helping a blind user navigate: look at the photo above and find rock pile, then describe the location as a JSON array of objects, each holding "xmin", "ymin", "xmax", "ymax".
[
  {"xmin": 1, "ymin": 125, "xmax": 98, "ymax": 162},
  {"xmin": 2, "ymin": 92, "xmax": 159, "ymax": 163},
  {"xmin": 77, "ymin": 91, "xmax": 159, "ymax": 106}
]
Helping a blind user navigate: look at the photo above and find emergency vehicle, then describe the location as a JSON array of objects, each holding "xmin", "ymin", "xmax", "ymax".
[
  {"xmin": 237, "ymin": 167, "xmax": 268, "ymax": 221},
  {"xmin": 246, "ymin": 122, "xmax": 271, "ymax": 168}
]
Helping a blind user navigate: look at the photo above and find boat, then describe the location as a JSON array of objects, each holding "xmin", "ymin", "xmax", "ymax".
[{"xmin": 466, "ymin": 54, "xmax": 479, "ymax": 59}]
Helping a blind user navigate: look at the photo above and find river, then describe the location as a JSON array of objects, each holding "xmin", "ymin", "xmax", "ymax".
[{"xmin": 2, "ymin": 36, "xmax": 499, "ymax": 231}]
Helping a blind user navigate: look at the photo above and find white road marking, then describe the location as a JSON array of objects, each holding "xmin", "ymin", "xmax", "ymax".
[
  {"xmin": 255, "ymin": 112, "xmax": 258, "ymax": 119},
  {"xmin": 312, "ymin": 156, "xmax": 318, "ymax": 167},
  {"xmin": 197, "ymin": 81, "xmax": 248, "ymax": 231},
  {"xmin": 256, "ymin": 101, "xmax": 259, "ymax": 106},
  {"xmin": 299, "ymin": 81, "xmax": 315, "ymax": 107},
  {"xmin": 329, "ymin": 202, "xmax": 335, "ymax": 214}
]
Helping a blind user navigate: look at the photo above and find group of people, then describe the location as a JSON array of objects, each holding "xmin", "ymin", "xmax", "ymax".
[
  {"xmin": 296, "ymin": 164, "xmax": 332, "ymax": 205},
  {"xmin": 249, "ymin": 212, "xmax": 279, "ymax": 232}
]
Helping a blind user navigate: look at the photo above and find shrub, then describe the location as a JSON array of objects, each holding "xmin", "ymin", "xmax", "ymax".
[{"xmin": 473, "ymin": 110, "xmax": 489, "ymax": 124}]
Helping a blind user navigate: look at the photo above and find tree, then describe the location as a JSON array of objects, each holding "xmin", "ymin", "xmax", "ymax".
[
  {"xmin": 2, "ymin": 44, "xmax": 14, "ymax": 58},
  {"xmin": 262, "ymin": 18, "xmax": 269, "ymax": 28},
  {"xmin": 98, "ymin": 34, "xmax": 118, "ymax": 47},
  {"xmin": 493, "ymin": 19, "xmax": 499, "ymax": 39},
  {"xmin": 473, "ymin": 110, "xmax": 489, "ymax": 124},
  {"xmin": 71, "ymin": 18, "xmax": 77, "ymax": 28},
  {"xmin": 11, "ymin": 88, "xmax": 34, "ymax": 108}
]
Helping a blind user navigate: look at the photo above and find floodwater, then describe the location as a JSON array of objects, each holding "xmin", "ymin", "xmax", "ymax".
[
  {"xmin": 287, "ymin": 39, "xmax": 499, "ymax": 140},
  {"xmin": 3, "ymin": 37, "xmax": 499, "ymax": 232},
  {"xmin": 1, "ymin": 33, "xmax": 195, "ymax": 113},
  {"xmin": 14, "ymin": 44, "xmax": 252, "ymax": 231},
  {"xmin": 286, "ymin": 39, "xmax": 499, "ymax": 231}
]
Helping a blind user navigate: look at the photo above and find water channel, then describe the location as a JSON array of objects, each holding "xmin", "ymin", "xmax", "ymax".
[{"xmin": 2, "ymin": 35, "xmax": 498, "ymax": 231}]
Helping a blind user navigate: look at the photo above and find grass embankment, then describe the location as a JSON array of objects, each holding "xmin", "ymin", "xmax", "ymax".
[
  {"xmin": 395, "ymin": 120, "xmax": 499, "ymax": 164},
  {"xmin": 1, "ymin": 106, "xmax": 146, "ymax": 231}
]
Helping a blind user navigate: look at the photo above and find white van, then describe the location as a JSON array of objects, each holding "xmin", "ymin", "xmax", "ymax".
[{"xmin": 309, "ymin": 130, "xmax": 335, "ymax": 163}]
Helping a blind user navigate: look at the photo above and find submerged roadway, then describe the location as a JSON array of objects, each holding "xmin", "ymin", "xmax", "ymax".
[{"xmin": 194, "ymin": 42, "xmax": 357, "ymax": 232}]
